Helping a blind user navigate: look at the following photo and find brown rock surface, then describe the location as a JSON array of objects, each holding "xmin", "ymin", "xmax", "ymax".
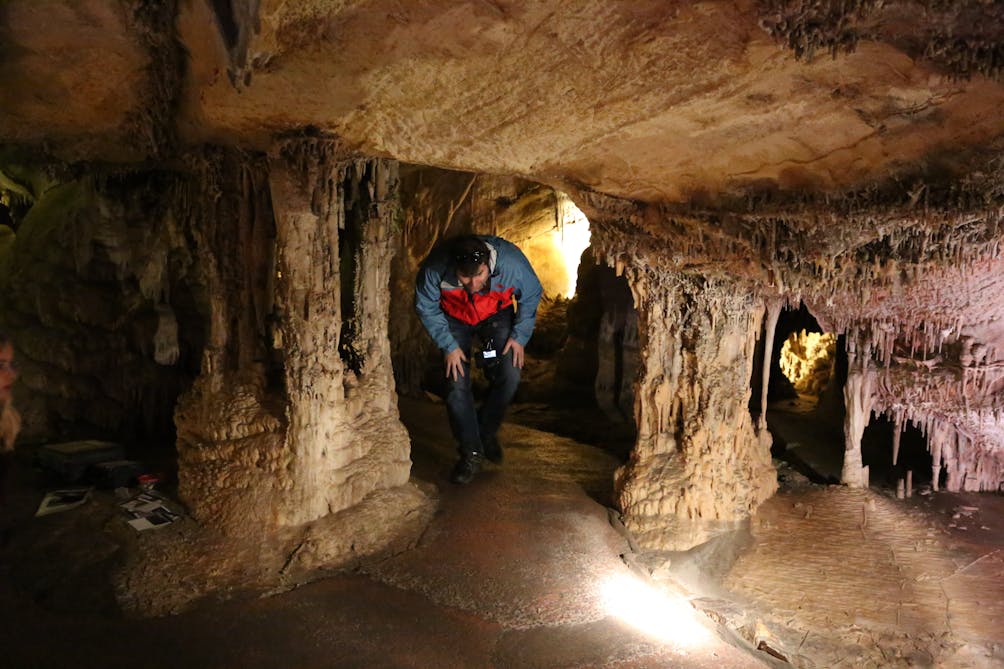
[{"xmin": 0, "ymin": 1, "xmax": 998, "ymax": 202}]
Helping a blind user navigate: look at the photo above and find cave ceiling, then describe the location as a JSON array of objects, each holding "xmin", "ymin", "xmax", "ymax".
[
  {"xmin": 0, "ymin": 0, "xmax": 1000, "ymax": 205},
  {"xmin": 2, "ymin": 0, "xmax": 1004, "ymax": 326}
]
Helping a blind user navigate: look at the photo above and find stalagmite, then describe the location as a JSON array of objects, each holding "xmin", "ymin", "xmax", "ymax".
[
  {"xmin": 609, "ymin": 258, "xmax": 776, "ymax": 551},
  {"xmin": 268, "ymin": 146, "xmax": 410, "ymax": 525},
  {"xmin": 842, "ymin": 351, "xmax": 875, "ymax": 488},
  {"xmin": 167, "ymin": 147, "xmax": 410, "ymax": 529},
  {"xmin": 930, "ymin": 420, "xmax": 946, "ymax": 492}
]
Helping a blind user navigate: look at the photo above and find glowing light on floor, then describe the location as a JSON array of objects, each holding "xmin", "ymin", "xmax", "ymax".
[
  {"xmin": 600, "ymin": 573, "xmax": 712, "ymax": 647},
  {"xmin": 553, "ymin": 194, "xmax": 591, "ymax": 298}
]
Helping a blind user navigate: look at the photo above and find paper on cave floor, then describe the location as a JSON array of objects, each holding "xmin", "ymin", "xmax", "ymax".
[
  {"xmin": 35, "ymin": 487, "xmax": 92, "ymax": 517},
  {"xmin": 119, "ymin": 491, "xmax": 182, "ymax": 531}
]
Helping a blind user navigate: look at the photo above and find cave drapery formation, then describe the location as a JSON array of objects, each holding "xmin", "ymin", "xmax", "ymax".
[{"xmin": 1, "ymin": 0, "xmax": 1004, "ymax": 607}]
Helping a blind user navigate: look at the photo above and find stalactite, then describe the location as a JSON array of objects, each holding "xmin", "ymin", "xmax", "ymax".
[
  {"xmin": 760, "ymin": 297, "xmax": 783, "ymax": 431},
  {"xmin": 892, "ymin": 414, "xmax": 903, "ymax": 467}
]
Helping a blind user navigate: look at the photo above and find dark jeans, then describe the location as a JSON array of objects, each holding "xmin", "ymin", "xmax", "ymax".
[{"xmin": 445, "ymin": 308, "xmax": 521, "ymax": 457}]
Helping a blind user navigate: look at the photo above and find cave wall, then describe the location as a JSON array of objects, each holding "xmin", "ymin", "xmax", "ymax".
[
  {"xmin": 590, "ymin": 262, "xmax": 638, "ymax": 422},
  {"xmin": 0, "ymin": 164, "xmax": 203, "ymax": 446},
  {"xmin": 806, "ymin": 209, "xmax": 1004, "ymax": 493},
  {"xmin": 551, "ymin": 250, "xmax": 605, "ymax": 405}
]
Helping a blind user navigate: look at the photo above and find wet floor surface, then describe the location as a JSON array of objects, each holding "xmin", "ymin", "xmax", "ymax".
[{"xmin": 0, "ymin": 397, "xmax": 769, "ymax": 669}]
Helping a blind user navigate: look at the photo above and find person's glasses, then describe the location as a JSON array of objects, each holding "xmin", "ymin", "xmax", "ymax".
[
  {"xmin": 455, "ymin": 249, "xmax": 486, "ymax": 265},
  {"xmin": 0, "ymin": 361, "xmax": 17, "ymax": 373}
]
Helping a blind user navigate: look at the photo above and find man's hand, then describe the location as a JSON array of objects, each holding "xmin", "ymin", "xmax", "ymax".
[
  {"xmin": 502, "ymin": 338, "xmax": 525, "ymax": 369},
  {"xmin": 445, "ymin": 348, "xmax": 467, "ymax": 381}
]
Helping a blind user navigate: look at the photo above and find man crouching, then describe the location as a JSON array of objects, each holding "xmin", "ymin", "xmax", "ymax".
[{"xmin": 415, "ymin": 235, "xmax": 542, "ymax": 484}]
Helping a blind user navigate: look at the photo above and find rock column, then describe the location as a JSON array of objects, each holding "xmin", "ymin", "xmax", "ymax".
[
  {"xmin": 841, "ymin": 343, "xmax": 875, "ymax": 488},
  {"xmin": 268, "ymin": 142, "xmax": 411, "ymax": 526},
  {"xmin": 615, "ymin": 270, "xmax": 776, "ymax": 550},
  {"xmin": 175, "ymin": 143, "xmax": 411, "ymax": 534}
]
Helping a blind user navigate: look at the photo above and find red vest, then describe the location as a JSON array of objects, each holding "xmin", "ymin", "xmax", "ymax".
[{"xmin": 440, "ymin": 283, "xmax": 515, "ymax": 325}]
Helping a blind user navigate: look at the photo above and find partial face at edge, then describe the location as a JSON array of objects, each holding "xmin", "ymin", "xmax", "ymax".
[
  {"xmin": 0, "ymin": 343, "xmax": 15, "ymax": 404},
  {"xmin": 457, "ymin": 264, "xmax": 490, "ymax": 294}
]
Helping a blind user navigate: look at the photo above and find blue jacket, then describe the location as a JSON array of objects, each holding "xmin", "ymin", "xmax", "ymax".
[{"xmin": 415, "ymin": 235, "xmax": 543, "ymax": 353}]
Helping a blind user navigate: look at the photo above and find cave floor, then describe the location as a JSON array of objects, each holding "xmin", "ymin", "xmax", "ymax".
[
  {"xmin": 720, "ymin": 479, "xmax": 1004, "ymax": 668},
  {"xmin": 690, "ymin": 397, "xmax": 1004, "ymax": 668},
  {"xmin": 1, "ymin": 397, "xmax": 1002, "ymax": 668},
  {"xmin": 0, "ymin": 396, "xmax": 766, "ymax": 669}
]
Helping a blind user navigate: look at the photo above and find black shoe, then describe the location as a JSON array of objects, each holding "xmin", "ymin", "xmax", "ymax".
[
  {"xmin": 482, "ymin": 435, "xmax": 503, "ymax": 464},
  {"xmin": 450, "ymin": 454, "xmax": 482, "ymax": 484}
]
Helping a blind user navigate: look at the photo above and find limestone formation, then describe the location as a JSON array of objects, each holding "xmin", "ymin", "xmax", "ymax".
[
  {"xmin": 599, "ymin": 247, "xmax": 776, "ymax": 549},
  {"xmin": 268, "ymin": 141, "xmax": 411, "ymax": 526},
  {"xmin": 0, "ymin": 167, "xmax": 201, "ymax": 441},
  {"xmin": 160, "ymin": 142, "xmax": 428, "ymax": 609}
]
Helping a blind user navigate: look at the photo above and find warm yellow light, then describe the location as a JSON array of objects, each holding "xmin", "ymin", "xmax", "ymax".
[
  {"xmin": 780, "ymin": 330, "xmax": 836, "ymax": 394},
  {"xmin": 552, "ymin": 194, "xmax": 591, "ymax": 298},
  {"xmin": 599, "ymin": 573, "xmax": 713, "ymax": 646}
]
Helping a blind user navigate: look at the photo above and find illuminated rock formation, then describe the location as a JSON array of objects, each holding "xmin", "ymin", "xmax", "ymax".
[{"xmin": 609, "ymin": 267, "xmax": 776, "ymax": 549}]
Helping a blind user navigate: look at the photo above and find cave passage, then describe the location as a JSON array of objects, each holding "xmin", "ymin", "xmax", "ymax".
[
  {"xmin": 388, "ymin": 170, "xmax": 637, "ymax": 498},
  {"xmin": 758, "ymin": 303, "xmax": 934, "ymax": 491},
  {"xmin": 779, "ymin": 329, "xmax": 836, "ymax": 399},
  {"xmin": 860, "ymin": 414, "xmax": 933, "ymax": 488},
  {"xmin": 756, "ymin": 303, "xmax": 845, "ymax": 484}
]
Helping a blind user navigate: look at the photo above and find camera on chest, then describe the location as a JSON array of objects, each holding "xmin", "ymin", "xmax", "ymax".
[{"xmin": 474, "ymin": 304, "xmax": 513, "ymax": 370}]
